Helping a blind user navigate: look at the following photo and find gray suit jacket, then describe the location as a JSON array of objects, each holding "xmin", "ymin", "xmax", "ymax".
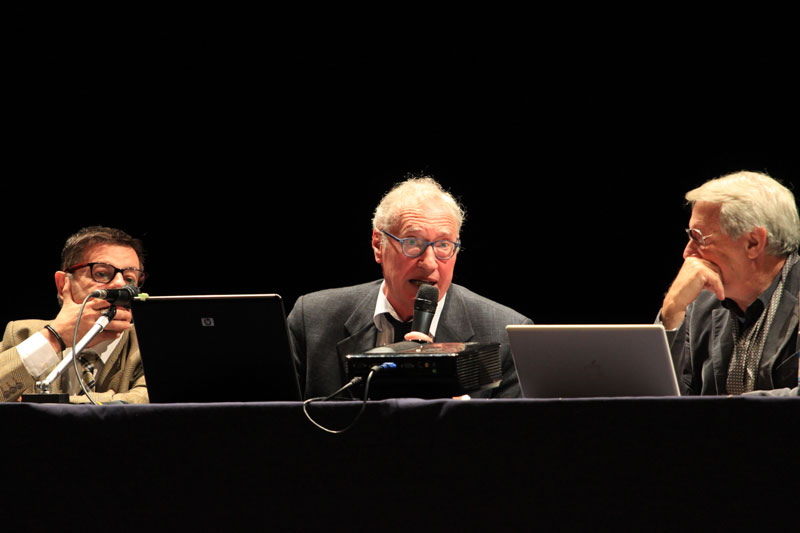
[
  {"xmin": 668, "ymin": 258, "xmax": 800, "ymax": 395},
  {"xmin": 0, "ymin": 319, "xmax": 149, "ymax": 403},
  {"xmin": 288, "ymin": 280, "xmax": 532, "ymax": 399}
]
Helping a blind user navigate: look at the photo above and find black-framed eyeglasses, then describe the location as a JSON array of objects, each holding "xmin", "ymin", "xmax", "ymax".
[
  {"xmin": 685, "ymin": 228, "xmax": 715, "ymax": 246},
  {"xmin": 381, "ymin": 230, "xmax": 461, "ymax": 260},
  {"xmin": 66, "ymin": 262, "xmax": 147, "ymax": 287}
]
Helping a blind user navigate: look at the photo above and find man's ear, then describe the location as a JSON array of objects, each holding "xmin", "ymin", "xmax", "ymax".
[
  {"xmin": 745, "ymin": 226, "xmax": 768, "ymax": 258},
  {"xmin": 54, "ymin": 271, "xmax": 68, "ymax": 301},
  {"xmin": 372, "ymin": 229, "xmax": 383, "ymax": 264}
]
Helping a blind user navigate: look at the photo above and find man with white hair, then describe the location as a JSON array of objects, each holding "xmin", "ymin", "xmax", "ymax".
[
  {"xmin": 288, "ymin": 175, "xmax": 532, "ymax": 399},
  {"xmin": 660, "ymin": 171, "xmax": 800, "ymax": 395}
]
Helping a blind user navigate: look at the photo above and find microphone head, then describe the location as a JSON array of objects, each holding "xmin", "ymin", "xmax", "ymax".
[
  {"xmin": 414, "ymin": 284, "xmax": 439, "ymax": 312},
  {"xmin": 90, "ymin": 285, "xmax": 140, "ymax": 305},
  {"xmin": 123, "ymin": 284, "xmax": 140, "ymax": 296}
]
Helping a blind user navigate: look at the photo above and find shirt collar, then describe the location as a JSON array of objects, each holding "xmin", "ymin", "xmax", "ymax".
[
  {"xmin": 373, "ymin": 280, "xmax": 446, "ymax": 337},
  {"xmin": 68, "ymin": 335, "xmax": 120, "ymax": 365},
  {"xmin": 722, "ymin": 266, "xmax": 784, "ymax": 328}
]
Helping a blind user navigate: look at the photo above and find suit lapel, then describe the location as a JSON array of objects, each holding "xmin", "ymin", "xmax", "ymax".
[
  {"xmin": 758, "ymin": 279, "xmax": 799, "ymax": 387},
  {"xmin": 710, "ymin": 307, "xmax": 732, "ymax": 394},
  {"xmin": 434, "ymin": 286, "xmax": 475, "ymax": 343},
  {"xmin": 95, "ymin": 330, "xmax": 128, "ymax": 391},
  {"xmin": 335, "ymin": 288, "xmax": 382, "ymax": 378}
]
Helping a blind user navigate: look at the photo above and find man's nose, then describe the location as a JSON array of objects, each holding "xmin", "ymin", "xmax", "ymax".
[
  {"xmin": 108, "ymin": 272, "xmax": 129, "ymax": 288},
  {"xmin": 418, "ymin": 245, "xmax": 439, "ymax": 269},
  {"xmin": 683, "ymin": 239, "xmax": 698, "ymax": 259}
]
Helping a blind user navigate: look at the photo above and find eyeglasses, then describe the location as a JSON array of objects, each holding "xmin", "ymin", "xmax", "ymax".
[
  {"xmin": 685, "ymin": 228, "xmax": 715, "ymax": 246},
  {"xmin": 66, "ymin": 262, "xmax": 147, "ymax": 287},
  {"xmin": 381, "ymin": 230, "xmax": 461, "ymax": 260}
]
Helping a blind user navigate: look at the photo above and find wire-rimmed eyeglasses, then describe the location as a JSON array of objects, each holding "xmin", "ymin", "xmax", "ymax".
[
  {"xmin": 685, "ymin": 228, "xmax": 715, "ymax": 246},
  {"xmin": 381, "ymin": 230, "xmax": 461, "ymax": 260}
]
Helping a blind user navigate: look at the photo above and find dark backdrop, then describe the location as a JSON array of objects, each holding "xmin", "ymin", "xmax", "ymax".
[{"xmin": 4, "ymin": 8, "xmax": 798, "ymax": 330}]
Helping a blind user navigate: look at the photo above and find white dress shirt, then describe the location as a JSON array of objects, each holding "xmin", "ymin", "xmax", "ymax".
[
  {"xmin": 372, "ymin": 281, "xmax": 446, "ymax": 346},
  {"xmin": 17, "ymin": 330, "xmax": 120, "ymax": 393}
]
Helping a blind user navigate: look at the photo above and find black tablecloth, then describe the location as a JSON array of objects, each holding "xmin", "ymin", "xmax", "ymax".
[{"xmin": 3, "ymin": 397, "xmax": 798, "ymax": 531}]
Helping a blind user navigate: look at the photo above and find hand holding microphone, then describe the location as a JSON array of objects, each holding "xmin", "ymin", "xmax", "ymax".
[
  {"xmin": 90, "ymin": 285, "xmax": 140, "ymax": 306},
  {"xmin": 47, "ymin": 280, "xmax": 137, "ymax": 352},
  {"xmin": 86, "ymin": 285, "xmax": 138, "ymax": 339},
  {"xmin": 404, "ymin": 284, "xmax": 439, "ymax": 343}
]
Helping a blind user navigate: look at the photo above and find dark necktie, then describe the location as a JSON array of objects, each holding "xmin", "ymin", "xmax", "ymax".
[{"xmin": 386, "ymin": 314, "xmax": 412, "ymax": 343}]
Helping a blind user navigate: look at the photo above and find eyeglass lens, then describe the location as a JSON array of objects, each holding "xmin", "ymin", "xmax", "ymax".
[
  {"xmin": 90, "ymin": 263, "xmax": 145, "ymax": 286},
  {"xmin": 687, "ymin": 228, "xmax": 706, "ymax": 245},
  {"xmin": 402, "ymin": 238, "xmax": 456, "ymax": 259}
]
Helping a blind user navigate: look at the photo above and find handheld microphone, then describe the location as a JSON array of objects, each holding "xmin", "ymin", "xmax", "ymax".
[
  {"xmin": 411, "ymin": 284, "xmax": 439, "ymax": 337},
  {"xmin": 365, "ymin": 284, "xmax": 440, "ymax": 354},
  {"xmin": 90, "ymin": 285, "xmax": 140, "ymax": 306}
]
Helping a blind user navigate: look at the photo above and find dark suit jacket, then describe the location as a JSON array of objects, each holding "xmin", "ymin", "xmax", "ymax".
[
  {"xmin": 668, "ymin": 258, "xmax": 800, "ymax": 395},
  {"xmin": 288, "ymin": 280, "xmax": 533, "ymax": 399}
]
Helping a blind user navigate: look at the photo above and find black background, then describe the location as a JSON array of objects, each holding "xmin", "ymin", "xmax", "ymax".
[{"xmin": 4, "ymin": 7, "xmax": 798, "ymax": 330}]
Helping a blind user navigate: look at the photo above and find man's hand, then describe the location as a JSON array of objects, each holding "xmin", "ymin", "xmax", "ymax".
[
  {"xmin": 44, "ymin": 277, "xmax": 133, "ymax": 352},
  {"xmin": 404, "ymin": 331, "xmax": 434, "ymax": 343},
  {"xmin": 661, "ymin": 256, "xmax": 724, "ymax": 330}
]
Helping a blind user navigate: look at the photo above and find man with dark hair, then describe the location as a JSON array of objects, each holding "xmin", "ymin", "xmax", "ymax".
[{"xmin": 0, "ymin": 226, "xmax": 149, "ymax": 403}]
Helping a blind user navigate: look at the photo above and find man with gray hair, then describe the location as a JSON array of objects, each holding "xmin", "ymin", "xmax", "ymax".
[
  {"xmin": 288, "ymin": 175, "xmax": 532, "ymax": 399},
  {"xmin": 660, "ymin": 171, "xmax": 800, "ymax": 395}
]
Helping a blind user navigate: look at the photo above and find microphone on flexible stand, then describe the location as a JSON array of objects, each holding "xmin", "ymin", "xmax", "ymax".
[
  {"xmin": 90, "ymin": 285, "xmax": 140, "ymax": 306},
  {"xmin": 25, "ymin": 306, "xmax": 118, "ymax": 402},
  {"xmin": 72, "ymin": 305, "xmax": 117, "ymax": 358}
]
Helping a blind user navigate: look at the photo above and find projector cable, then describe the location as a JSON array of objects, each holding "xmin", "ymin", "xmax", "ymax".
[{"xmin": 302, "ymin": 362, "xmax": 396, "ymax": 434}]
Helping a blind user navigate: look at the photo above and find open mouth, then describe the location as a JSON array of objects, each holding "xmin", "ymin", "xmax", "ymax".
[{"xmin": 410, "ymin": 279, "xmax": 436, "ymax": 287}]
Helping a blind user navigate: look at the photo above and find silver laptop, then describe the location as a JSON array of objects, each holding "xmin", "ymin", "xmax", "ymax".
[{"xmin": 507, "ymin": 324, "xmax": 680, "ymax": 398}]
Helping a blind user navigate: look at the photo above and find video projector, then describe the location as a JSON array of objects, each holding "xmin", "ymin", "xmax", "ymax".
[{"xmin": 345, "ymin": 341, "xmax": 502, "ymax": 399}]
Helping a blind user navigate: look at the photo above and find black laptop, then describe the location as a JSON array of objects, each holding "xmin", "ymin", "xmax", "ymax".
[{"xmin": 132, "ymin": 294, "xmax": 302, "ymax": 403}]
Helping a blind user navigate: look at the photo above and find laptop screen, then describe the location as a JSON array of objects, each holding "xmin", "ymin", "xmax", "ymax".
[
  {"xmin": 507, "ymin": 324, "xmax": 680, "ymax": 398},
  {"xmin": 132, "ymin": 294, "xmax": 302, "ymax": 403}
]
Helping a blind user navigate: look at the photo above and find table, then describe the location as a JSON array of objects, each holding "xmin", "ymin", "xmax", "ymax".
[{"xmin": 3, "ymin": 397, "xmax": 798, "ymax": 531}]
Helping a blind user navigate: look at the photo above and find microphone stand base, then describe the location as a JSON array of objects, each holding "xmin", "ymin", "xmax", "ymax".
[{"xmin": 21, "ymin": 393, "xmax": 70, "ymax": 404}]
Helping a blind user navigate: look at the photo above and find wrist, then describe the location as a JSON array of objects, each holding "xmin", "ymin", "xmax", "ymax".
[
  {"xmin": 43, "ymin": 325, "xmax": 67, "ymax": 353},
  {"xmin": 660, "ymin": 303, "xmax": 685, "ymax": 331}
]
